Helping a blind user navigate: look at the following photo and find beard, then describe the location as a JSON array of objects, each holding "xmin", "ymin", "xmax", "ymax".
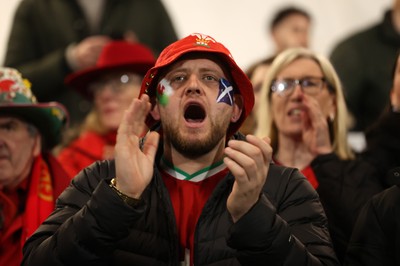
[{"xmin": 162, "ymin": 119, "xmax": 230, "ymax": 159}]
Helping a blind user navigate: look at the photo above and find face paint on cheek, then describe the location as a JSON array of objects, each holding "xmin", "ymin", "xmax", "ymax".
[
  {"xmin": 156, "ymin": 78, "xmax": 174, "ymax": 106},
  {"xmin": 216, "ymin": 78, "xmax": 234, "ymax": 106}
]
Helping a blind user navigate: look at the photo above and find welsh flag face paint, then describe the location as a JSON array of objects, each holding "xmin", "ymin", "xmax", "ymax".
[
  {"xmin": 216, "ymin": 78, "xmax": 234, "ymax": 106},
  {"xmin": 156, "ymin": 78, "xmax": 174, "ymax": 106}
]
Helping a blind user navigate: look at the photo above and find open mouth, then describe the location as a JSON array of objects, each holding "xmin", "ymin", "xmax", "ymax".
[
  {"xmin": 288, "ymin": 108, "xmax": 303, "ymax": 117},
  {"xmin": 184, "ymin": 104, "xmax": 206, "ymax": 123}
]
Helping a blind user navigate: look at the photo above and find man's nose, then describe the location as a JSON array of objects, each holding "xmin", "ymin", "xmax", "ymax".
[
  {"xmin": 185, "ymin": 75, "xmax": 203, "ymax": 96},
  {"xmin": 0, "ymin": 138, "xmax": 6, "ymax": 150}
]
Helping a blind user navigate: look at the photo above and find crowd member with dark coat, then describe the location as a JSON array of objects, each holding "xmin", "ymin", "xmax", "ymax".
[
  {"xmin": 329, "ymin": 0, "xmax": 400, "ymax": 132},
  {"xmin": 0, "ymin": 68, "xmax": 70, "ymax": 266},
  {"xmin": 22, "ymin": 33, "xmax": 339, "ymax": 265},
  {"xmin": 254, "ymin": 47, "xmax": 400, "ymax": 263},
  {"xmin": 345, "ymin": 169, "xmax": 400, "ymax": 266},
  {"xmin": 363, "ymin": 106, "xmax": 400, "ymax": 186},
  {"xmin": 3, "ymin": 0, "xmax": 178, "ymax": 126},
  {"xmin": 344, "ymin": 53, "xmax": 400, "ymax": 266},
  {"xmin": 363, "ymin": 53, "xmax": 400, "ymax": 187}
]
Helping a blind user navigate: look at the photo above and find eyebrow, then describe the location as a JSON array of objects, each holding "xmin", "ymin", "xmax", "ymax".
[
  {"xmin": 0, "ymin": 117, "xmax": 16, "ymax": 124},
  {"xmin": 0, "ymin": 119, "xmax": 18, "ymax": 128},
  {"xmin": 169, "ymin": 66, "xmax": 224, "ymax": 74},
  {"xmin": 276, "ymin": 76, "xmax": 324, "ymax": 80}
]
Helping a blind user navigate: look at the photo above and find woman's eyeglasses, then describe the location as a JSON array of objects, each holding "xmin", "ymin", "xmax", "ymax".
[
  {"xmin": 271, "ymin": 77, "xmax": 327, "ymax": 97},
  {"xmin": 89, "ymin": 73, "xmax": 142, "ymax": 95}
]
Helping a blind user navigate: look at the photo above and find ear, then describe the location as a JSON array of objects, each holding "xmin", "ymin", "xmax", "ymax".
[
  {"xmin": 328, "ymin": 94, "xmax": 337, "ymax": 121},
  {"xmin": 231, "ymin": 94, "xmax": 243, "ymax": 123},
  {"xmin": 150, "ymin": 103, "xmax": 161, "ymax": 121},
  {"xmin": 32, "ymin": 134, "xmax": 42, "ymax": 157}
]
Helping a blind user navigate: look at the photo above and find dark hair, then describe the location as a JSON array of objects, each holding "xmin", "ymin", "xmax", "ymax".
[{"xmin": 269, "ymin": 6, "xmax": 311, "ymax": 31}]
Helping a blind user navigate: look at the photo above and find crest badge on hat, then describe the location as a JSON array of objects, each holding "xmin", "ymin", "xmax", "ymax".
[{"xmin": 192, "ymin": 33, "xmax": 216, "ymax": 48}]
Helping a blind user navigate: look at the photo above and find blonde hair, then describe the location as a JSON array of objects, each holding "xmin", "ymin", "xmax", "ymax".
[
  {"xmin": 255, "ymin": 47, "xmax": 354, "ymax": 160},
  {"xmin": 80, "ymin": 109, "xmax": 108, "ymax": 134},
  {"xmin": 53, "ymin": 108, "xmax": 108, "ymax": 155}
]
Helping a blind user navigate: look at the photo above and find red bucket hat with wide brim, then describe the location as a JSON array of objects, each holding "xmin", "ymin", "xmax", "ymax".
[
  {"xmin": 65, "ymin": 41, "xmax": 156, "ymax": 99},
  {"xmin": 139, "ymin": 33, "xmax": 254, "ymax": 137}
]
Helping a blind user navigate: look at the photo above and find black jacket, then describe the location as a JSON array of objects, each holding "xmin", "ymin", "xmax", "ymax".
[
  {"xmin": 329, "ymin": 10, "xmax": 400, "ymax": 131},
  {"xmin": 345, "ymin": 170, "xmax": 400, "ymax": 266},
  {"xmin": 22, "ymin": 136, "xmax": 339, "ymax": 265},
  {"xmin": 311, "ymin": 153, "xmax": 383, "ymax": 263},
  {"xmin": 364, "ymin": 107, "xmax": 400, "ymax": 187},
  {"xmin": 308, "ymin": 107, "xmax": 400, "ymax": 263}
]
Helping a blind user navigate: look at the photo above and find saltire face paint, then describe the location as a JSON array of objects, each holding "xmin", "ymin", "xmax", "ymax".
[
  {"xmin": 216, "ymin": 78, "xmax": 234, "ymax": 106},
  {"xmin": 156, "ymin": 78, "xmax": 174, "ymax": 106}
]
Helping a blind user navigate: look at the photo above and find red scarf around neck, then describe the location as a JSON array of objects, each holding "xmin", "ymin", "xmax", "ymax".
[
  {"xmin": 23, "ymin": 154, "xmax": 55, "ymax": 244},
  {"xmin": 0, "ymin": 154, "xmax": 56, "ymax": 266}
]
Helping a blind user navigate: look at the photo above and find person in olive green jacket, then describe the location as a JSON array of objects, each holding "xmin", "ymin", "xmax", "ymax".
[{"xmin": 3, "ymin": 0, "xmax": 178, "ymax": 126}]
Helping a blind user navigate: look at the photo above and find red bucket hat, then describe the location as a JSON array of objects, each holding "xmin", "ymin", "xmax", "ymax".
[
  {"xmin": 139, "ymin": 33, "xmax": 254, "ymax": 137},
  {"xmin": 65, "ymin": 40, "xmax": 156, "ymax": 99},
  {"xmin": 0, "ymin": 68, "xmax": 68, "ymax": 149}
]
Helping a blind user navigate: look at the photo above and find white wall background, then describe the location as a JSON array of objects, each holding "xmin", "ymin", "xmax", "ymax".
[{"xmin": 0, "ymin": 0, "xmax": 393, "ymax": 71}]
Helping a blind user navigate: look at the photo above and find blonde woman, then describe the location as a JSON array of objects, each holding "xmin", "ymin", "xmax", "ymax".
[{"xmin": 255, "ymin": 47, "xmax": 387, "ymax": 263}]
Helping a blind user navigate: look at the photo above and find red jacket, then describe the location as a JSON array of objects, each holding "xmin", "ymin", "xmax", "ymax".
[{"xmin": 57, "ymin": 131, "xmax": 117, "ymax": 178}]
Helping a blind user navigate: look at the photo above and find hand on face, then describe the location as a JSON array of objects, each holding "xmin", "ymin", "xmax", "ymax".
[
  {"xmin": 114, "ymin": 94, "xmax": 160, "ymax": 199},
  {"xmin": 225, "ymin": 135, "xmax": 272, "ymax": 222},
  {"xmin": 301, "ymin": 95, "xmax": 333, "ymax": 155}
]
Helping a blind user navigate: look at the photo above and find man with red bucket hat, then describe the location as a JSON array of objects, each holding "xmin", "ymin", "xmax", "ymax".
[{"xmin": 22, "ymin": 33, "xmax": 339, "ymax": 265}]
